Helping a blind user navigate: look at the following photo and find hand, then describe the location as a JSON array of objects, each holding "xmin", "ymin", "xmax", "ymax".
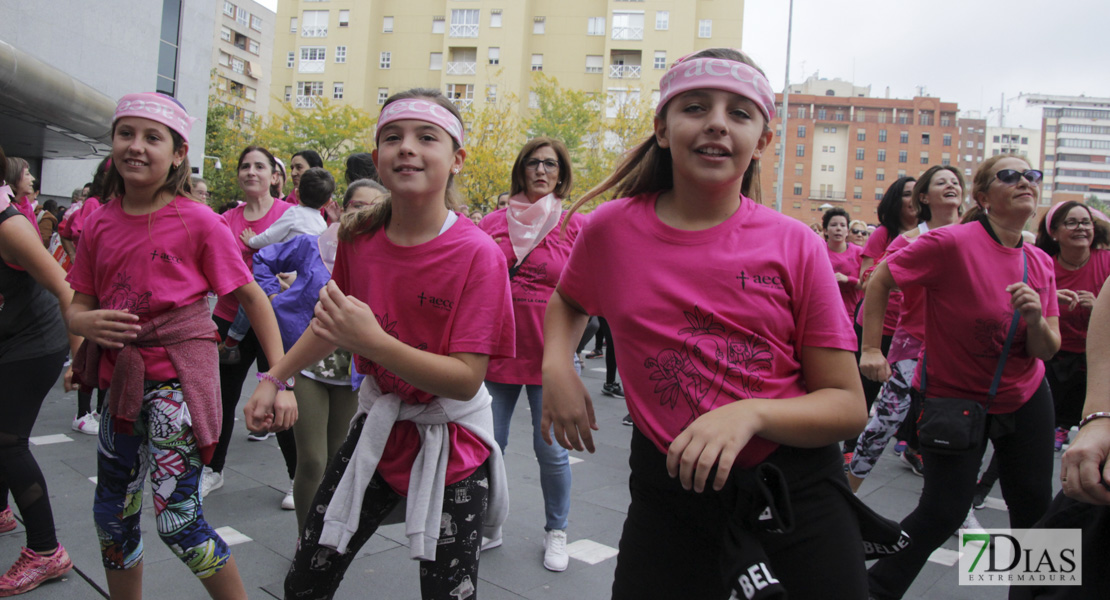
[
  {"xmin": 244, "ymin": 383, "xmax": 298, "ymax": 432},
  {"xmin": 1006, "ymin": 282, "xmax": 1043, "ymax": 326},
  {"xmin": 271, "ymin": 389, "xmax": 298, "ymax": 431},
  {"xmin": 310, "ymin": 281, "xmax": 382, "ymax": 354},
  {"xmin": 1077, "ymin": 290, "xmax": 1097, "ymax": 310},
  {"xmin": 859, "ymin": 347, "xmax": 891, "ymax": 383},
  {"xmin": 63, "ymin": 366, "xmax": 77, "ymax": 392},
  {"xmin": 540, "ymin": 365, "xmax": 598, "ymax": 453},
  {"xmin": 240, "ymin": 227, "xmax": 256, "ymax": 244},
  {"xmin": 1060, "ymin": 418, "xmax": 1110, "ymax": 505},
  {"xmin": 277, "ymin": 272, "xmax": 297, "ymax": 291},
  {"xmin": 834, "ymin": 273, "xmax": 849, "ymax": 284},
  {"xmin": 666, "ymin": 402, "xmax": 759, "ymax": 493},
  {"xmin": 68, "ymin": 310, "xmax": 141, "ymax": 349},
  {"xmin": 323, "ymin": 200, "xmax": 341, "ymax": 223},
  {"xmin": 1058, "ymin": 289, "xmax": 1080, "ymax": 311}
]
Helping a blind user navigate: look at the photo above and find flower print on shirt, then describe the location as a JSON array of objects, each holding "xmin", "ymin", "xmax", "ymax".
[
  {"xmin": 972, "ymin": 311, "xmax": 1027, "ymax": 360},
  {"xmin": 644, "ymin": 306, "xmax": 773, "ymax": 428},
  {"xmin": 103, "ymin": 273, "xmax": 152, "ymax": 316},
  {"xmin": 356, "ymin": 312, "xmax": 428, "ymax": 401}
]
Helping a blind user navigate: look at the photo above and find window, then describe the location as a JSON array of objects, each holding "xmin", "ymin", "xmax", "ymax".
[
  {"xmin": 877, "ymin": 149, "xmax": 886, "ymax": 162},
  {"xmin": 486, "ymin": 84, "xmax": 497, "ymax": 102},
  {"xmin": 829, "ymin": 146, "xmax": 836, "ymax": 153},
  {"xmin": 941, "ymin": 115, "xmax": 951, "ymax": 127},
  {"xmin": 821, "ymin": 146, "xmax": 828, "ymax": 153},
  {"xmin": 854, "ymin": 187, "xmax": 863, "ymax": 199},
  {"xmin": 921, "ymin": 133, "xmax": 930, "ymax": 145},
  {"xmin": 1021, "ymin": 137, "xmax": 1029, "ymax": 145},
  {"xmin": 797, "ymin": 125, "xmax": 806, "ymax": 138},
  {"xmin": 490, "ymin": 9, "xmax": 502, "ymax": 27},
  {"xmin": 299, "ymin": 46, "xmax": 326, "ymax": 72},
  {"xmin": 432, "ymin": 16, "xmax": 445, "ymax": 33},
  {"xmin": 967, "ymin": 140, "xmax": 973, "ymax": 148},
  {"xmin": 333, "ymin": 82, "xmax": 344, "ymax": 99},
  {"xmin": 899, "ymin": 131, "xmax": 908, "ymax": 143},
  {"xmin": 451, "ymin": 9, "xmax": 479, "ymax": 37},
  {"xmin": 656, "ymin": 11, "xmax": 669, "ymax": 29},
  {"xmin": 653, "ymin": 51, "xmax": 666, "ymax": 70},
  {"xmin": 920, "ymin": 152, "xmax": 929, "ymax": 164},
  {"xmin": 943, "ymin": 134, "xmax": 952, "ymax": 146},
  {"xmin": 857, "ymin": 129, "xmax": 866, "ymax": 142},
  {"xmin": 533, "ymin": 16, "xmax": 545, "ymax": 34},
  {"xmin": 445, "ymin": 83, "xmax": 474, "ymax": 108},
  {"xmin": 377, "ymin": 88, "xmax": 389, "ymax": 104},
  {"xmin": 878, "ymin": 129, "xmax": 887, "ymax": 142},
  {"xmin": 220, "ymin": 27, "xmax": 232, "ymax": 42},
  {"xmin": 978, "ymin": 142, "xmax": 984, "ymax": 150},
  {"xmin": 818, "ymin": 109, "xmax": 827, "ymax": 120},
  {"xmin": 224, "ymin": 1, "xmax": 236, "ymax": 17},
  {"xmin": 218, "ymin": 51, "xmax": 230, "ymax": 67},
  {"xmin": 338, "ymin": 10, "xmax": 349, "ymax": 27},
  {"xmin": 898, "ymin": 169, "xmax": 906, "ymax": 178},
  {"xmin": 941, "ymin": 153, "xmax": 951, "ymax": 166},
  {"xmin": 875, "ymin": 188, "xmax": 884, "ymax": 200},
  {"xmin": 835, "ymin": 112, "xmax": 845, "ymax": 121},
  {"xmin": 488, "ymin": 47, "xmax": 500, "ymax": 65},
  {"xmin": 284, "ymin": 86, "xmax": 292, "ymax": 102},
  {"xmin": 290, "ymin": 17, "xmax": 297, "ymax": 32},
  {"xmin": 249, "ymin": 39, "xmax": 259, "ymax": 54},
  {"xmin": 794, "ymin": 164, "xmax": 803, "ymax": 176},
  {"xmin": 236, "ymin": 7, "xmax": 249, "ymax": 27},
  {"xmin": 529, "ymin": 91, "xmax": 539, "ymax": 109},
  {"xmin": 296, "ymin": 81, "xmax": 323, "ymax": 108},
  {"xmin": 302, "ymin": 10, "xmax": 328, "ymax": 37},
  {"xmin": 856, "ymin": 148, "xmax": 865, "ymax": 160},
  {"xmin": 531, "ymin": 54, "xmax": 543, "ymax": 71},
  {"xmin": 855, "ymin": 167, "xmax": 864, "ymax": 180},
  {"xmin": 828, "ymin": 165, "xmax": 835, "ymax": 172},
  {"xmin": 586, "ymin": 55, "xmax": 603, "ymax": 74},
  {"xmin": 588, "ymin": 17, "xmax": 606, "ymax": 35},
  {"xmin": 612, "ymin": 12, "xmax": 645, "ymax": 40},
  {"xmin": 383, "ymin": 16, "xmax": 393, "ymax": 32},
  {"xmin": 429, "ymin": 52, "xmax": 443, "ymax": 70},
  {"xmin": 797, "ymin": 106, "xmax": 807, "ymax": 119},
  {"xmin": 379, "ymin": 51, "xmax": 391, "ymax": 69},
  {"xmin": 157, "ymin": 0, "xmax": 181, "ymax": 96},
  {"xmin": 286, "ymin": 51, "xmax": 295, "ymax": 68},
  {"xmin": 793, "ymin": 184, "xmax": 803, "ymax": 195},
  {"xmin": 876, "ymin": 168, "xmax": 885, "ymax": 181},
  {"xmin": 698, "ymin": 19, "xmax": 711, "ymax": 38},
  {"xmin": 898, "ymin": 151, "xmax": 907, "ymax": 163},
  {"xmin": 796, "ymin": 145, "xmax": 805, "ymax": 157}
]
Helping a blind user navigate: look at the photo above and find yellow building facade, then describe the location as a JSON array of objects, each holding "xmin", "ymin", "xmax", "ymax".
[{"xmin": 269, "ymin": 0, "xmax": 743, "ymax": 117}]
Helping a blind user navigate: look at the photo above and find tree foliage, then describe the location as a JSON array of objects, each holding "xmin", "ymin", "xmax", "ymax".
[{"xmin": 457, "ymin": 94, "xmax": 522, "ymax": 211}]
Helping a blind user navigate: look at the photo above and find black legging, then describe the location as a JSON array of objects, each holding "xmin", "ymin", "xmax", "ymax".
[
  {"xmin": 0, "ymin": 349, "xmax": 67, "ymax": 553},
  {"xmin": 597, "ymin": 318, "xmax": 618, "ymax": 385},
  {"xmin": 868, "ymin": 379, "xmax": 1055, "ymax": 599},
  {"xmin": 76, "ymin": 386, "xmax": 105, "ymax": 417},
  {"xmin": 210, "ymin": 315, "xmax": 296, "ymax": 479}
]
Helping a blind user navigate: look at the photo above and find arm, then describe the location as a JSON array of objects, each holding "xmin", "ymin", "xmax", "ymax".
[
  {"xmin": 246, "ymin": 214, "xmax": 293, "ymax": 249},
  {"xmin": 540, "ymin": 287, "xmax": 596, "ymax": 452},
  {"xmin": 60, "ymin": 237, "xmax": 77, "ymax": 262},
  {"xmin": 1061, "ymin": 277, "xmax": 1110, "ymax": 504},
  {"xmin": 1007, "ymin": 281, "xmax": 1061, "ymax": 360},
  {"xmin": 667, "ymin": 346, "xmax": 866, "ymax": 493},
  {"xmin": 232, "ymin": 281, "xmax": 296, "ymax": 430},
  {"xmin": 857, "ymin": 256, "xmax": 875, "ymax": 290},
  {"xmin": 244, "ymin": 323, "xmax": 335, "ymax": 431},
  {"xmin": 858, "ymin": 261, "xmax": 895, "ymax": 382}
]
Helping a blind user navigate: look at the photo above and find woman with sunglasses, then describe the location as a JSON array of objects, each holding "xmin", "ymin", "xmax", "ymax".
[
  {"xmin": 865, "ymin": 155, "xmax": 1059, "ymax": 599},
  {"xmin": 478, "ymin": 137, "xmax": 585, "ymax": 571},
  {"xmin": 849, "ymin": 219, "xmax": 869, "ymax": 246},
  {"xmin": 1035, "ymin": 201, "xmax": 1110, "ymax": 452}
]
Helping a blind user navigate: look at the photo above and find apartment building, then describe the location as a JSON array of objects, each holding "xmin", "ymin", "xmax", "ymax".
[
  {"xmin": 984, "ymin": 126, "xmax": 1042, "ymax": 171},
  {"xmin": 269, "ymin": 0, "xmax": 741, "ymax": 117},
  {"xmin": 213, "ymin": 0, "xmax": 276, "ymax": 121},
  {"xmin": 1028, "ymin": 94, "xmax": 1110, "ymax": 207},
  {"xmin": 957, "ymin": 115, "xmax": 987, "ymax": 187},
  {"xmin": 760, "ymin": 76, "xmax": 961, "ymax": 226}
]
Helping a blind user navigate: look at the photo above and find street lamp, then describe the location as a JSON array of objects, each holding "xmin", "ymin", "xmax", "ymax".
[{"xmin": 204, "ymin": 155, "xmax": 222, "ymax": 170}]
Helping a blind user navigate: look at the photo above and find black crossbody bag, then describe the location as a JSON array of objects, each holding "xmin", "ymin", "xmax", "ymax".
[{"xmin": 916, "ymin": 253, "xmax": 1026, "ymax": 455}]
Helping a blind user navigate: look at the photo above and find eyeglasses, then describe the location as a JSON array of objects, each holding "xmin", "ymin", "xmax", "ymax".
[
  {"xmin": 850, "ymin": 229, "xmax": 865, "ymax": 235},
  {"xmin": 1062, "ymin": 219, "xmax": 1094, "ymax": 230},
  {"xmin": 525, "ymin": 159, "xmax": 560, "ymax": 172},
  {"xmin": 993, "ymin": 169, "xmax": 1043, "ymax": 186}
]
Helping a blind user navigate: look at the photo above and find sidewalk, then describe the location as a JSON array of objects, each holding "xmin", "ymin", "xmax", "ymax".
[{"xmin": 1, "ymin": 359, "xmax": 1056, "ymax": 599}]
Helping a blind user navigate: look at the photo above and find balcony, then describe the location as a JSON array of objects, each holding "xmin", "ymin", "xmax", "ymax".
[
  {"xmin": 302, "ymin": 25, "xmax": 327, "ymax": 37},
  {"xmin": 299, "ymin": 61, "xmax": 325, "ymax": 73},
  {"xmin": 449, "ymin": 24, "xmax": 478, "ymax": 37},
  {"xmin": 808, "ymin": 191, "xmax": 847, "ymax": 201},
  {"xmin": 295, "ymin": 95, "xmax": 322, "ymax": 109},
  {"xmin": 609, "ymin": 64, "xmax": 641, "ymax": 79},
  {"xmin": 446, "ymin": 62, "xmax": 476, "ymax": 76},
  {"xmin": 450, "ymin": 98, "xmax": 473, "ymax": 109},
  {"xmin": 611, "ymin": 26, "xmax": 643, "ymax": 40}
]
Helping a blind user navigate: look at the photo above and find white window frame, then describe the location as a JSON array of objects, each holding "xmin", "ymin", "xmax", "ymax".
[
  {"xmin": 286, "ymin": 51, "xmax": 295, "ymax": 68},
  {"xmin": 383, "ymin": 16, "xmax": 394, "ymax": 33},
  {"xmin": 490, "ymin": 9, "xmax": 502, "ymax": 27},
  {"xmin": 220, "ymin": 26, "xmax": 232, "ymax": 42},
  {"xmin": 224, "ymin": 1, "xmax": 236, "ymax": 18},
  {"xmin": 248, "ymin": 39, "xmax": 259, "ymax": 54},
  {"xmin": 429, "ymin": 52, "xmax": 443, "ymax": 70},
  {"xmin": 302, "ymin": 10, "xmax": 328, "ymax": 37},
  {"xmin": 655, "ymin": 11, "xmax": 669, "ymax": 30},
  {"xmin": 585, "ymin": 55, "xmax": 603, "ymax": 74},
  {"xmin": 432, "ymin": 16, "xmax": 445, "ymax": 34},
  {"xmin": 377, "ymin": 88, "xmax": 389, "ymax": 105},
  {"xmin": 379, "ymin": 51, "xmax": 391, "ymax": 69},
  {"xmin": 653, "ymin": 50, "xmax": 666, "ymax": 70},
  {"xmin": 290, "ymin": 17, "xmax": 298, "ymax": 33},
  {"xmin": 531, "ymin": 54, "xmax": 543, "ymax": 72},
  {"xmin": 587, "ymin": 17, "xmax": 605, "ymax": 36},
  {"xmin": 333, "ymin": 82, "xmax": 344, "ymax": 100},
  {"xmin": 250, "ymin": 14, "xmax": 263, "ymax": 31},
  {"xmin": 488, "ymin": 46, "xmax": 500, "ymax": 65},
  {"xmin": 612, "ymin": 11, "xmax": 645, "ymax": 41},
  {"xmin": 450, "ymin": 9, "xmax": 479, "ymax": 37},
  {"xmin": 338, "ymin": 10, "xmax": 349, "ymax": 27},
  {"xmin": 533, "ymin": 16, "xmax": 545, "ymax": 34},
  {"xmin": 335, "ymin": 46, "xmax": 346, "ymax": 63},
  {"xmin": 698, "ymin": 19, "xmax": 712, "ymax": 38},
  {"xmin": 236, "ymin": 7, "xmax": 249, "ymax": 27}
]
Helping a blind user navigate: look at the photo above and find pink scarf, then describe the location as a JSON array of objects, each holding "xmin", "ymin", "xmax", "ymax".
[{"xmin": 507, "ymin": 193, "xmax": 562, "ymax": 266}]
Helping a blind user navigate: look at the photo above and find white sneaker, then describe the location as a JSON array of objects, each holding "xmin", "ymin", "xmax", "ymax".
[
  {"xmin": 71, "ymin": 413, "xmax": 99, "ymax": 436},
  {"xmin": 281, "ymin": 482, "xmax": 295, "ymax": 510},
  {"xmin": 247, "ymin": 431, "xmax": 273, "ymax": 442},
  {"xmin": 480, "ymin": 526, "xmax": 503, "ymax": 551},
  {"xmin": 958, "ymin": 509, "xmax": 986, "ymax": 536},
  {"xmin": 200, "ymin": 467, "xmax": 224, "ymax": 498},
  {"xmin": 543, "ymin": 529, "xmax": 569, "ymax": 572}
]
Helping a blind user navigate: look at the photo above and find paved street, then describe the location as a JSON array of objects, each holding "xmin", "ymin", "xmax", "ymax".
[{"xmin": 2, "ymin": 359, "xmax": 1061, "ymax": 599}]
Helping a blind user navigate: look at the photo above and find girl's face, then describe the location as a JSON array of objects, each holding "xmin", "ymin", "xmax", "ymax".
[
  {"xmin": 112, "ymin": 117, "xmax": 186, "ymax": 193},
  {"xmin": 238, "ymin": 150, "xmax": 275, "ymax": 197},
  {"xmin": 655, "ymin": 89, "xmax": 772, "ymax": 194},
  {"xmin": 343, "ymin": 187, "xmax": 385, "ymax": 213},
  {"xmin": 373, "ymin": 118, "xmax": 465, "ymax": 201},
  {"xmin": 523, "ymin": 145, "xmax": 559, "ymax": 201},
  {"xmin": 290, "ymin": 155, "xmax": 310, "ymax": 187},
  {"xmin": 1054, "ymin": 205, "xmax": 1095, "ymax": 252},
  {"xmin": 193, "ymin": 181, "xmax": 209, "ymax": 201},
  {"xmin": 979, "ymin": 157, "xmax": 1038, "ymax": 220},
  {"xmin": 15, "ymin": 167, "xmax": 34, "ymax": 198},
  {"xmin": 826, "ymin": 215, "xmax": 849, "ymax": 243},
  {"xmin": 922, "ymin": 170, "xmax": 963, "ymax": 213},
  {"xmin": 900, "ymin": 180, "xmax": 917, "ymax": 226}
]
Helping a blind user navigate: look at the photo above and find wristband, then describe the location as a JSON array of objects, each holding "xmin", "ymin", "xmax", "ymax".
[
  {"xmin": 1078, "ymin": 411, "xmax": 1110, "ymax": 430},
  {"xmin": 257, "ymin": 372, "xmax": 294, "ymax": 391}
]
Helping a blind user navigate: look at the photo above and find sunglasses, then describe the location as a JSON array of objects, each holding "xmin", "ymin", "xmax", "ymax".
[
  {"xmin": 994, "ymin": 169, "xmax": 1043, "ymax": 185},
  {"xmin": 850, "ymin": 229, "xmax": 865, "ymax": 235}
]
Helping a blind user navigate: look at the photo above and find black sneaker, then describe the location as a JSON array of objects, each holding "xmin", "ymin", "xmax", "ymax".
[
  {"xmin": 900, "ymin": 449, "xmax": 924, "ymax": 477},
  {"xmin": 621, "ymin": 414, "xmax": 633, "ymax": 426},
  {"xmin": 218, "ymin": 343, "xmax": 241, "ymax": 365},
  {"xmin": 972, "ymin": 491, "xmax": 987, "ymax": 510},
  {"xmin": 584, "ymin": 349, "xmax": 604, "ymax": 359},
  {"xmin": 602, "ymin": 382, "xmax": 625, "ymax": 398}
]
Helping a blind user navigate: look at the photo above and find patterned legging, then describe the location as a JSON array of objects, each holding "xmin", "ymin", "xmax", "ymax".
[
  {"xmin": 92, "ymin": 381, "xmax": 231, "ymax": 578},
  {"xmin": 848, "ymin": 358, "xmax": 918, "ymax": 478}
]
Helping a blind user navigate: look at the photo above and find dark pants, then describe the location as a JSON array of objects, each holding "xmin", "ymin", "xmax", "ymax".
[
  {"xmin": 285, "ymin": 415, "xmax": 489, "ymax": 600},
  {"xmin": 210, "ymin": 315, "xmax": 296, "ymax": 478},
  {"xmin": 1046, "ymin": 351, "xmax": 1086, "ymax": 430},
  {"xmin": 868, "ymin": 379, "xmax": 1055, "ymax": 599},
  {"xmin": 597, "ymin": 318, "xmax": 618, "ymax": 385},
  {"xmin": 612, "ymin": 428, "xmax": 868, "ymax": 599}
]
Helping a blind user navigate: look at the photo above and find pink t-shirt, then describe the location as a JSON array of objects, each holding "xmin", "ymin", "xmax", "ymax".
[
  {"xmin": 61, "ymin": 196, "xmax": 104, "ymax": 243},
  {"xmin": 331, "ymin": 216, "xmax": 516, "ymax": 496},
  {"xmin": 13, "ymin": 198, "xmax": 36, "ymax": 225},
  {"xmin": 1054, "ymin": 248, "xmax": 1110, "ymax": 354},
  {"xmin": 886, "ymin": 222, "xmax": 1058, "ymax": 413},
  {"xmin": 479, "ymin": 208, "xmax": 585, "ymax": 385},
  {"xmin": 559, "ymin": 193, "xmax": 857, "ymax": 468},
  {"xmin": 883, "ymin": 234, "xmax": 927, "ymax": 345},
  {"xmin": 67, "ymin": 197, "xmax": 253, "ymax": 387},
  {"xmin": 858, "ymin": 224, "xmax": 902, "ymax": 334},
  {"xmin": 826, "ymin": 243, "xmax": 863, "ymax": 321},
  {"xmin": 213, "ymin": 199, "xmax": 293, "ymax": 321}
]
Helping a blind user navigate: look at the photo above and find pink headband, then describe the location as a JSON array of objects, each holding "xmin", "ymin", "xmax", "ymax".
[
  {"xmin": 114, "ymin": 93, "xmax": 197, "ymax": 144},
  {"xmin": 657, "ymin": 55, "xmax": 776, "ymax": 122},
  {"xmin": 375, "ymin": 99, "xmax": 465, "ymax": 147},
  {"xmin": 1045, "ymin": 201, "xmax": 1110, "ymax": 229}
]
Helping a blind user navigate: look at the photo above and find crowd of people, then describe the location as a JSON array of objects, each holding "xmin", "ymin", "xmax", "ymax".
[{"xmin": 3, "ymin": 47, "xmax": 1110, "ymax": 600}]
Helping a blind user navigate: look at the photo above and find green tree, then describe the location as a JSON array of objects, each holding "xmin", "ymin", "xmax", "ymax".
[
  {"xmin": 574, "ymin": 88, "xmax": 654, "ymax": 208},
  {"xmin": 203, "ymin": 87, "xmax": 254, "ymax": 209},
  {"xmin": 1086, "ymin": 194, "xmax": 1110, "ymax": 215},
  {"xmin": 524, "ymin": 74, "xmax": 602, "ymax": 160},
  {"xmin": 458, "ymin": 93, "xmax": 522, "ymax": 211}
]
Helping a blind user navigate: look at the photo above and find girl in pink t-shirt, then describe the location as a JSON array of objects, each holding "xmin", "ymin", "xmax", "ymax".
[
  {"xmin": 822, "ymin": 207, "xmax": 863, "ymax": 322},
  {"xmin": 65, "ymin": 93, "xmax": 290, "ymax": 599},
  {"xmin": 865, "ymin": 155, "xmax": 1060, "ymax": 599},
  {"xmin": 246, "ymin": 89, "xmax": 514, "ymax": 599},
  {"xmin": 542, "ymin": 49, "xmax": 875, "ymax": 599}
]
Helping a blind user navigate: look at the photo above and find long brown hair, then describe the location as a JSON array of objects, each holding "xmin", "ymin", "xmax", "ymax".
[
  {"xmin": 339, "ymin": 88, "xmax": 464, "ymax": 241},
  {"xmin": 102, "ymin": 121, "xmax": 192, "ymax": 202},
  {"xmin": 566, "ymin": 48, "xmax": 771, "ymax": 221}
]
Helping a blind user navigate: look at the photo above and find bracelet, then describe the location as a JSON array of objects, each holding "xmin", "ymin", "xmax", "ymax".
[
  {"xmin": 1078, "ymin": 412, "xmax": 1110, "ymax": 430},
  {"xmin": 256, "ymin": 372, "xmax": 292, "ymax": 391}
]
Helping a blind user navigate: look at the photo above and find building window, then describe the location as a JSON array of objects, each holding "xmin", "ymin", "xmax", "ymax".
[
  {"xmin": 922, "ymin": 133, "xmax": 930, "ymax": 145},
  {"xmin": 433, "ymin": 16, "xmax": 445, "ymax": 34},
  {"xmin": 488, "ymin": 47, "xmax": 500, "ymax": 65},
  {"xmin": 296, "ymin": 81, "xmax": 323, "ymax": 108},
  {"xmin": 445, "ymin": 83, "xmax": 474, "ymax": 108},
  {"xmin": 450, "ymin": 9, "xmax": 480, "ymax": 37},
  {"xmin": 486, "ymin": 84, "xmax": 497, "ymax": 102},
  {"xmin": 286, "ymin": 51, "xmax": 295, "ymax": 68},
  {"xmin": 157, "ymin": 0, "xmax": 182, "ymax": 96},
  {"xmin": 795, "ymin": 164, "xmax": 803, "ymax": 176},
  {"xmin": 898, "ymin": 169, "xmax": 906, "ymax": 178},
  {"xmin": 818, "ymin": 109, "xmax": 827, "ymax": 120},
  {"xmin": 612, "ymin": 12, "xmax": 645, "ymax": 40},
  {"xmin": 224, "ymin": 1, "xmax": 236, "ymax": 18},
  {"xmin": 334, "ymin": 46, "xmax": 346, "ymax": 63},
  {"xmin": 250, "ymin": 14, "xmax": 262, "ymax": 31},
  {"xmin": 899, "ymin": 131, "xmax": 908, "ymax": 143},
  {"xmin": 1022, "ymin": 137, "xmax": 1029, "ymax": 144},
  {"xmin": 797, "ymin": 125, "xmax": 806, "ymax": 138},
  {"xmin": 380, "ymin": 51, "xmax": 391, "ymax": 69},
  {"xmin": 943, "ymin": 133, "xmax": 952, "ymax": 146},
  {"xmin": 941, "ymin": 115, "xmax": 951, "ymax": 127},
  {"xmin": 533, "ymin": 16, "xmax": 545, "ymax": 34},
  {"xmin": 656, "ymin": 10, "xmax": 669, "ymax": 30},
  {"xmin": 290, "ymin": 16, "xmax": 298, "ymax": 32},
  {"xmin": 855, "ymin": 167, "xmax": 864, "ymax": 180},
  {"xmin": 857, "ymin": 129, "xmax": 865, "ymax": 142},
  {"xmin": 429, "ymin": 52, "xmax": 443, "ymax": 70},
  {"xmin": 698, "ymin": 19, "xmax": 712, "ymax": 38},
  {"xmin": 877, "ymin": 149, "xmax": 886, "ymax": 162},
  {"xmin": 898, "ymin": 151, "xmax": 907, "ymax": 163},
  {"xmin": 218, "ymin": 51, "xmax": 230, "ymax": 67},
  {"xmin": 653, "ymin": 51, "xmax": 666, "ymax": 70},
  {"xmin": 875, "ymin": 188, "xmax": 884, "ymax": 200},
  {"xmin": 586, "ymin": 55, "xmax": 603, "ymax": 74},
  {"xmin": 941, "ymin": 153, "xmax": 951, "ymax": 166},
  {"xmin": 302, "ymin": 10, "xmax": 328, "ymax": 37},
  {"xmin": 793, "ymin": 183, "xmax": 803, "ymax": 196},
  {"xmin": 490, "ymin": 9, "xmax": 502, "ymax": 27},
  {"xmin": 797, "ymin": 106, "xmax": 806, "ymax": 119},
  {"xmin": 529, "ymin": 91, "xmax": 539, "ymax": 109},
  {"xmin": 588, "ymin": 17, "xmax": 605, "ymax": 36},
  {"xmin": 220, "ymin": 27, "xmax": 232, "ymax": 42},
  {"xmin": 856, "ymin": 148, "xmax": 865, "ymax": 160},
  {"xmin": 236, "ymin": 7, "xmax": 249, "ymax": 27},
  {"xmin": 854, "ymin": 186, "xmax": 863, "ymax": 199},
  {"xmin": 339, "ymin": 10, "xmax": 349, "ymax": 27},
  {"xmin": 796, "ymin": 145, "xmax": 805, "ymax": 157},
  {"xmin": 378, "ymin": 88, "xmax": 389, "ymax": 105},
  {"xmin": 920, "ymin": 152, "xmax": 929, "ymax": 164},
  {"xmin": 249, "ymin": 39, "xmax": 259, "ymax": 54},
  {"xmin": 531, "ymin": 54, "xmax": 543, "ymax": 71},
  {"xmin": 876, "ymin": 169, "xmax": 885, "ymax": 181},
  {"xmin": 299, "ymin": 46, "xmax": 326, "ymax": 72},
  {"xmin": 879, "ymin": 129, "xmax": 887, "ymax": 142},
  {"xmin": 333, "ymin": 82, "xmax": 344, "ymax": 99},
  {"xmin": 383, "ymin": 16, "xmax": 393, "ymax": 33},
  {"xmin": 284, "ymin": 86, "xmax": 292, "ymax": 102}
]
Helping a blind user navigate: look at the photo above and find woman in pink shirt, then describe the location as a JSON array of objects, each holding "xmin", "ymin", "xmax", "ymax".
[
  {"xmin": 542, "ymin": 49, "xmax": 876, "ymax": 598},
  {"xmin": 864, "ymin": 155, "xmax": 1059, "ymax": 599},
  {"xmin": 2, "ymin": 157, "xmax": 37, "ymax": 227},
  {"xmin": 284, "ymin": 150, "xmax": 323, "ymax": 205},
  {"xmin": 478, "ymin": 137, "xmax": 585, "ymax": 571},
  {"xmin": 823, "ymin": 207, "xmax": 863, "ymax": 322}
]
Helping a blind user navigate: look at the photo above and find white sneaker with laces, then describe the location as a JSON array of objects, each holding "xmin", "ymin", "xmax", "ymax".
[
  {"xmin": 480, "ymin": 526, "xmax": 503, "ymax": 551},
  {"xmin": 200, "ymin": 467, "xmax": 224, "ymax": 498},
  {"xmin": 543, "ymin": 529, "xmax": 569, "ymax": 572},
  {"xmin": 71, "ymin": 413, "xmax": 99, "ymax": 436},
  {"xmin": 958, "ymin": 509, "xmax": 986, "ymax": 535},
  {"xmin": 281, "ymin": 482, "xmax": 295, "ymax": 510}
]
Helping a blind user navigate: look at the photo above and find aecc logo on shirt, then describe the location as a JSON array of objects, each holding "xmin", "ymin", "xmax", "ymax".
[
  {"xmin": 736, "ymin": 270, "xmax": 784, "ymax": 291},
  {"xmin": 417, "ymin": 292, "xmax": 454, "ymax": 311}
]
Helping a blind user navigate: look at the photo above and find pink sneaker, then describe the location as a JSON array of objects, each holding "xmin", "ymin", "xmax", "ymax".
[
  {"xmin": 0, "ymin": 509, "xmax": 14, "ymax": 534},
  {"xmin": 0, "ymin": 545, "xmax": 73, "ymax": 596}
]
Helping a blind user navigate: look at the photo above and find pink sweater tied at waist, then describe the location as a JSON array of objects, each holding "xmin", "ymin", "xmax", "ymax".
[{"xmin": 73, "ymin": 300, "xmax": 222, "ymax": 464}]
